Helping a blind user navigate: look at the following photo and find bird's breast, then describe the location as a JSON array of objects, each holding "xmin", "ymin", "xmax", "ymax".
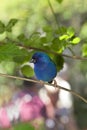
[
  {"xmin": 34, "ymin": 61, "xmax": 57, "ymax": 82},
  {"xmin": 35, "ymin": 62, "xmax": 47, "ymax": 70}
]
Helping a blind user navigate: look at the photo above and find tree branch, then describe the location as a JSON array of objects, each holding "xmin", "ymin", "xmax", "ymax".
[
  {"xmin": 21, "ymin": 45, "xmax": 87, "ymax": 61},
  {"xmin": 5, "ymin": 38, "xmax": 87, "ymax": 61},
  {"xmin": 0, "ymin": 73, "xmax": 87, "ymax": 103}
]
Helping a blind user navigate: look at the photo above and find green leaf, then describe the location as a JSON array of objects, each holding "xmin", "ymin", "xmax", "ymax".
[
  {"xmin": 40, "ymin": 37, "xmax": 47, "ymax": 43},
  {"xmin": 82, "ymin": 44, "xmax": 87, "ymax": 57},
  {"xmin": 46, "ymin": 32, "xmax": 54, "ymax": 42},
  {"xmin": 21, "ymin": 65, "xmax": 34, "ymax": 77},
  {"xmin": 0, "ymin": 43, "xmax": 28, "ymax": 62},
  {"xmin": 17, "ymin": 33, "xmax": 30, "ymax": 46},
  {"xmin": 67, "ymin": 27, "xmax": 75, "ymax": 38},
  {"xmin": 43, "ymin": 26, "xmax": 53, "ymax": 32},
  {"xmin": 72, "ymin": 37, "xmax": 80, "ymax": 44},
  {"xmin": 51, "ymin": 38, "xmax": 64, "ymax": 53},
  {"xmin": 14, "ymin": 122, "xmax": 34, "ymax": 130},
  {"xmin": 18, "ymin": 34, "xmax": 27, "ymax": 42},
  {"xmin": 28, "ymin": 34, "xmax": 43, "ymax": 47},
  {"xmin": 55, "ymin": 26, "xmax": 67, "ymax": 35},
  {"xmin": 18, "ymin": 33, "xmax": 26, "ymax": 41},
  {"xmin": 56, "ymin": 0, "xmax": 63, "ymax": 3},
  {"xmin": 13, "ymin": 48, "xmax": 30, "ymax": 63},
  {"xmin": 53, "ymin": 55, "xmax": 64, "ymax": 71},
  {"xmin": 59, "ymin": 27, "xmax": 75, "ymax": 41},
  {"xmin": 43, "ymin": 26, "xmax": 54, "ymax": 42},
  {"xmin": 6, "ymin": 18, "xmax": 18, "ymax": 32},
  {"xmin": 0, "ymin": 21, "xmax": 5, "ymax": 34},
  {"xmin": 59, "ymin": 34, "xmax": 69, "ymax": 40}
]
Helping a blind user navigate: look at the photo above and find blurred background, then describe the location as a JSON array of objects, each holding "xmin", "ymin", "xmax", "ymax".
[{"xmin": 0, "ymin": 0, "xmax": 87, "ymax": 130}]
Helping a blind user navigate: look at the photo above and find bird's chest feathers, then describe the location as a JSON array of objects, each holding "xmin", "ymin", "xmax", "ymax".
[{"xmin": 35, "ymin": 61, "xmax": 48, "ymax": 71}]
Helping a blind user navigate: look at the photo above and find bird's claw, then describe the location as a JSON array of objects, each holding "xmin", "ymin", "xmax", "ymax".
[
  {"xmin": 39, "ymin": 80, "xmax": 44, "ymax": 86},
  {"xmin": 52, "ymin": 79, "xmax": 57, "ymax": 88}
]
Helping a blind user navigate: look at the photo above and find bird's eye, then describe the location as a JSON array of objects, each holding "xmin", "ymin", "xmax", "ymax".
[{"xmin": 30, "ymin": 58, "xmax": 37, "ymax": 63}]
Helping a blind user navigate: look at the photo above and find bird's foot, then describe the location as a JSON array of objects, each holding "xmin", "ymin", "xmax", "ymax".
[
  {"xmin": 39, "ymin": 80, "xmax": 44, "ymax": 86},
  {"xmin": 52, "ymin": 79, "xmax": 57, "ymax": 88}
]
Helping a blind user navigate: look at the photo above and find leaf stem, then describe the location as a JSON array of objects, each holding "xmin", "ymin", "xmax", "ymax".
[{"xmin": 0, "ymin": 73, "xmax": 87, "ymax": 103}]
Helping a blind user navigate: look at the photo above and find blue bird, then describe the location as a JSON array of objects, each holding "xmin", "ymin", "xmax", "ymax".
[{"xmin": 30, "ymin": 52, "xmax": 57, "ymax": 83}]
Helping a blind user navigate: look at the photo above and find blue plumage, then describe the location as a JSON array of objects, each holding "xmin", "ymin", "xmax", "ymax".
[{"xmin": 31, "ymin": 52, "xmax": 57, "ymax": 83}]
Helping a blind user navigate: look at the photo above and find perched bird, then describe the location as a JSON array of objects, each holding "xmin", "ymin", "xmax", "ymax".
[{"xmin": 30, "ymin": 52, "xmax": 57, "ymax": 83}]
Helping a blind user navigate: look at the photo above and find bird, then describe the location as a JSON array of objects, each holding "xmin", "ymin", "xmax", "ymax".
[{"xmin": 30, "ymin": 52, "xmax": 57, "ymax": 83}]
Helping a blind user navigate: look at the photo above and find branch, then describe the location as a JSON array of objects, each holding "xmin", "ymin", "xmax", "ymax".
[
  {"xmin": 68, "ymin": 47, "xmax": 76, "ymax": 56},
  {"xmin": 0, "ymin": 73, "xmax": 87, "ymax": 103},
  {"xmin": 5, "ymin": 38, "xmax": 87, "ymax": 61},
  {"xmin": 47, "ymin": 0, "xmax": 60, "ymax": 28},
  {"xmin": 21, "ymin": 45, "xmax": 87, "ymax": 61}
]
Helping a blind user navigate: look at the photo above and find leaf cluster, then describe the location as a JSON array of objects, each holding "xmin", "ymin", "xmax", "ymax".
[
  {"xmin": 0, "ymin": 18, "xmax": 85, "ymax": 77},
  {"xmin": 0, "ymin": 19, "xmax": 18, "ymax": 33}
]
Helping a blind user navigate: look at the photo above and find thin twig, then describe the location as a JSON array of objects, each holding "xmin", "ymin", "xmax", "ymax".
[
  {"xmin": 56, "ymin": 85, "xmax": 87, "ymax": 103},
  {"xmin": 68, "ymin": 47, "xmax": 75, "ymax": 56},
  {"xmin": 47, "ymin": 0, "xmax": 60, "ymax": 29},
  {"xmin": 4, "ymin": 39, "xmax": 87, "ymax": 61},
  {"xmin": 0, "ymin": 73, "xmax": 87, "ymax": 103},
  {"xmin": 21, "ymin": 45, "xmax": 87, "ymax": 61}
]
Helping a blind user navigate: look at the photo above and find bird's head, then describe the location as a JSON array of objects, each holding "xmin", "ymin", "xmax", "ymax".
[{"xmin": 30, "ymin": 52, "xmax": 50, "ymax": 64}]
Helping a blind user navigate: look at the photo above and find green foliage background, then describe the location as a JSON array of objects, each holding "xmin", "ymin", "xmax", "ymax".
[{"xmin": 0, "ymin": 0, "xmax": 87, "ymax": 130}]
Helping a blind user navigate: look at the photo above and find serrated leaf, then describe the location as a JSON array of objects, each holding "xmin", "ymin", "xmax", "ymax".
[
  {"xmin": 6, "ymin": 19, "xmax": 18, "ymax": 32},
  {"xmin": 72, "ymin": 37, "xmax": 80, "ymax": 44},
  {"xmin": 0, "ymin": 43, "xmax": 28, "ymax": 62},
  {"xmin": 14, "ymin": 122, "xmax": 34, "ymax": 130},
  {"xmin": 56, "ymin": 0, "xmax": 63, "ymax": 3},
  {"xmin": 21, "ymin": 65, "xmax": 34, "ymax": 77},
  {"xmin": 0, "ymin": 21, "xmax": 5, "ymax": 34},
  {"xmin": 82, "ymin": 44, "xmax": 87, "ymax": 57}
]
